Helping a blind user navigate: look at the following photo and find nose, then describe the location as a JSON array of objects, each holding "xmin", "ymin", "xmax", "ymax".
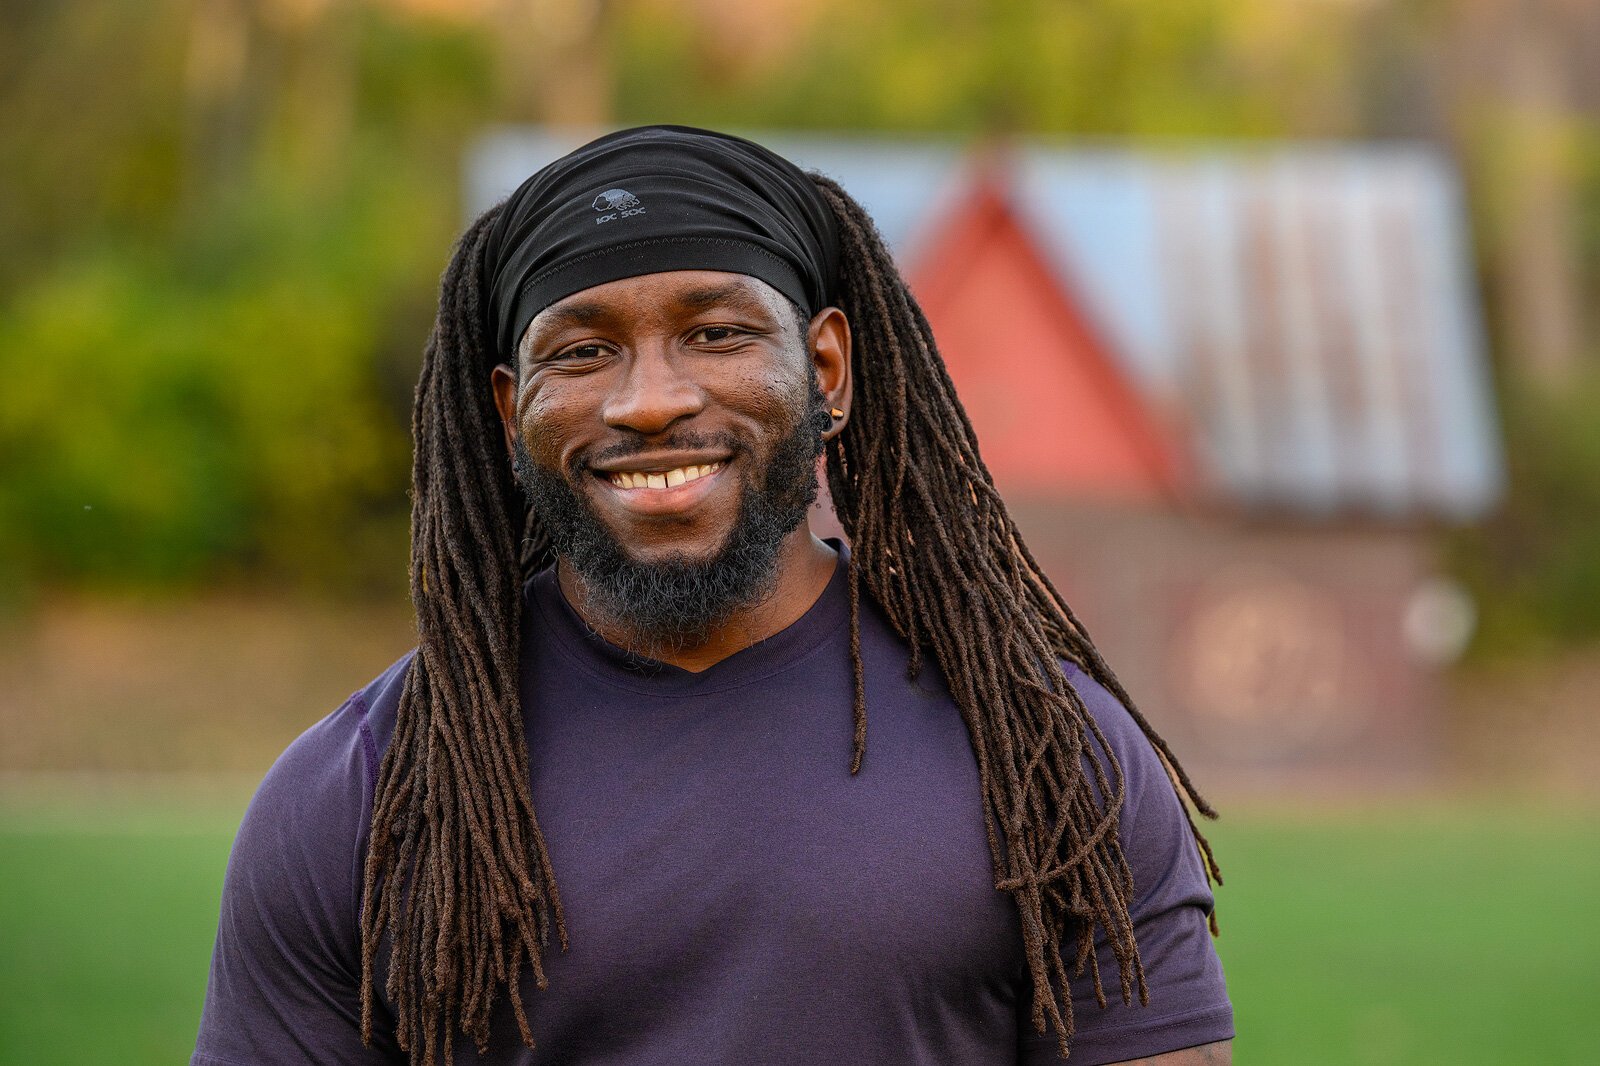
[{"xmin": 601, "ymin": 343, "xmax": 706, "ymax": 435}]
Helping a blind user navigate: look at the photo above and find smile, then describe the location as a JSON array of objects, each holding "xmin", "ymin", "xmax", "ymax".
[{"xmin": 606, "ymin": 462, "xmax": 723, "ymax": 491}]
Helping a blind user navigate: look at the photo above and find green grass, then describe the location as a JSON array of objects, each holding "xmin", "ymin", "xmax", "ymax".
[
  {"xmin": 1209, "ymin": 807, "xmax": 1600, "ymax": 1064},
  {"xmin": 0, "ymin": 802, "xmax": 239, "ymax": 1065},
  {"xmin": 1, "ymin": 799, "xmax": 1597, "ymax": 1065}
]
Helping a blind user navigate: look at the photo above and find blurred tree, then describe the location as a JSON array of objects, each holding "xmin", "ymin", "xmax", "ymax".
[
  {"xmin": 494, "ymin": 0, "xmax": 613, "ymax": 125},
  {"xmin": 1442, "ymin": 0, "xmax": 1598, "ymax": 388},
  {"xmin": 610, "ymin": 0, "xmax": 1362, "ymax": 137},
  {"xmin": 0, "ymin": 0, "xmax": 497, "ymax": 597},
  {"xmin": 1448, "ymin": 367, "xmax": 1600, "ymax": 654}
]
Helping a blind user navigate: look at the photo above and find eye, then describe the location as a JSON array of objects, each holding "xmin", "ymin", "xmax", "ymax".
[
  {"xmin": 550, "ymin": 343, "xmax": 608, "ymax": 363},
  {"xmin": 689, "ymin": 325, "xmax": 747, "ymax": 346}
]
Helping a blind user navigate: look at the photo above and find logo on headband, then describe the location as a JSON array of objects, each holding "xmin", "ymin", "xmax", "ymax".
[{"xmin": 592, "ymin": 188, "xmax": 645, "ymax": 225}]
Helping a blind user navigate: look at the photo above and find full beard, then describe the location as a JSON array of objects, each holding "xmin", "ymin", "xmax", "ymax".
[{"xmin": 511, "ymin": 389, "xmax": 830, "ymax": 655}]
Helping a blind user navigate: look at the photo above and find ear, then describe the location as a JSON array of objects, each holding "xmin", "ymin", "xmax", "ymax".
[
  {"xmin": 808, "ymin": 307, "xmax": 852, "ymax": 440},
  {"xmin": 490, "ymin": 363, "xmax": 519, "ymax": 460}
]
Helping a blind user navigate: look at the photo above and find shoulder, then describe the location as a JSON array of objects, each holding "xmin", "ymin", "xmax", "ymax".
[
  {"xmin": 218, "ymin": 651, "xmax": 414, "ymax": 969},
  {"xmin": 224, "ymin": 650, "xmax": 413, "ymax": 927},
  {"xmin": 1060, "ymin": 664, "xmax": 1173, "ymax": 808},
  {"xmin": 1058, "ymin": 661, "xmax": 1153, "ymax": 774},
  {"xmin": 194, "ymin": 653, "xmax": 415, "ymax": 1064},
  {"xmin": 237, "ymin": 651, "xmax": 412, "ymax": 873},
  {"xmin": 1058, "ymin": 661, "xmax": 1212, "ymax": 907}
]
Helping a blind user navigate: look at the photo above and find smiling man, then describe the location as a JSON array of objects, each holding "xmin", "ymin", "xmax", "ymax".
[{"xmin": 194, "ymin": 126, "xmax": 1232, "ymax": 1066}]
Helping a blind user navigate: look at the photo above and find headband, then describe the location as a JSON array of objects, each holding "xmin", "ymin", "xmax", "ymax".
[{"xmin": 481, "ymin": 125, "xmax": 841, "ymax": 361}]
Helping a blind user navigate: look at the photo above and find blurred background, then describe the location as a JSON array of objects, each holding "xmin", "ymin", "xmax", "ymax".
[{"xmin": 2, "ymin": 0, "xmax": 1598, "ymax": 1062}]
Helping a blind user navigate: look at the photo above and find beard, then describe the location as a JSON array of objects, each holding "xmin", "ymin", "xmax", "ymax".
[{"xmin": 511, "ymin": 385, "xmax": 830, "ymax": 653}]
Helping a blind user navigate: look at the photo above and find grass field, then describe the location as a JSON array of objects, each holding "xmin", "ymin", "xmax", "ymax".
[{"xmin": 1, "ymin": 795, "xmax": 1597, "ymax": 1065}]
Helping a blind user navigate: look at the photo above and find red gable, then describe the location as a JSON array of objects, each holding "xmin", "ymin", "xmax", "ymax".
[{"xmin": 907, "ymin": 175, "xmax": 1188, "ymax": 503}]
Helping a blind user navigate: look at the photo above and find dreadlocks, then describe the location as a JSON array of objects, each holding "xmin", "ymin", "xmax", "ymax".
[
  {"xmin": 359, "ymin": 203, "xmax": 565, "ymax": 1064},
  {"xmin": 361, "ymin": 177, "xmax": 1220, "ymax": 1064},
  {"xmin": 812, "ymin": 174, "xmax": 1220, "ymax": 1053}
]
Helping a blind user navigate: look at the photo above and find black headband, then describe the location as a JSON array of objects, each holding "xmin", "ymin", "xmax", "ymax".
[{"xmin": 481, "ymin": 125, "xmax": 841, "ymax": 361}]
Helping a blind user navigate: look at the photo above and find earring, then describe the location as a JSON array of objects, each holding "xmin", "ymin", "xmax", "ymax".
[{"xmin": 830, "ymin": 407, "xmax": 845, "ymax": 420}]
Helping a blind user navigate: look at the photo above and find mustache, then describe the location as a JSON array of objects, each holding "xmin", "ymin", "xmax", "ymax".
[{"xmin": 572, "ymin": 431, "xmax": 746, "ymax": 475}]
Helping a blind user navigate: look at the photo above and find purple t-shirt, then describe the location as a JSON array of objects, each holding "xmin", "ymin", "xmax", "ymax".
[{"xmin": 194, "ymin": 555, "xmax": 1231, "ymax": 1064}]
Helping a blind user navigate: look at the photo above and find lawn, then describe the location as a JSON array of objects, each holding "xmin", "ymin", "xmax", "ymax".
[{"xmin": 1, "ymin": 796, "xmax": 1596, "ymax": 1065}]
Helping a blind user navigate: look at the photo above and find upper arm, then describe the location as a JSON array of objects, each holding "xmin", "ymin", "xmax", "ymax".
[
  {"xmin": 192, "ymin": 699, "xmax": 399, "ymax": 1066},
  {"xmin": 1018, "ymin": 667, "xmax": 1234, "ymax": 1066}
]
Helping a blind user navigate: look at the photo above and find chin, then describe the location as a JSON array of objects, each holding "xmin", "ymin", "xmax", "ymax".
[{"xmin": 611, "ymin": 530, "xmax": 738, "ymax": 570}]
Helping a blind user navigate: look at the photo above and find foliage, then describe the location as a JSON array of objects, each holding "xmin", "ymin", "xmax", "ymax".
[
  {"xmin": 612, "ymin": 0, "xmax": 1359, "ymax": 137},
  {"xmin": 0, "ymin": 1, "xmax": 491, "ymax": 596},
  {"xmin": 0, "ymin": 168, "xmax": 450, "ymax": 595},
  {"xmin": 1449, "ymin": 367, "xmax": 1600, "ymax": 657}
]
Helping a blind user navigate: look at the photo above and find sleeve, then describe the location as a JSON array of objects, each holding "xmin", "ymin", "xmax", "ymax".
[
  {"xmin": 192, "ymin": 693, "xmax": 402, "ymax": 1066},
  {"xmin": 1018, "ymin": 666, "xmax": 1234, "ymax": 1065}
]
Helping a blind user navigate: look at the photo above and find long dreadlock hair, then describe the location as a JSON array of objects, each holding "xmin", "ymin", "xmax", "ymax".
[{"xmin": 361, "ymin": 176, "xmax": 1220, "ymax": 1064}]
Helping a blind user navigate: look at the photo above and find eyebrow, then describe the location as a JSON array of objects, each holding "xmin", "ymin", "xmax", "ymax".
[
  {"xmin": 673, "ymin": 281, "xmax": 765, "ymax": 314},
  {"xmin": 536, "ymin": 301, "xmax": 610, "ymax": 331}
]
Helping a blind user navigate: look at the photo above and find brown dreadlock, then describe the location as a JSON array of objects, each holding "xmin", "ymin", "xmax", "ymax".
[{"xmin": 360, "ymin": 176, "xmax": 1220, "ymax": 1064}]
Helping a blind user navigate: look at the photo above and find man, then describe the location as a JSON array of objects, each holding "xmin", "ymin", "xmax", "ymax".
[{"xmin": 194, "ymin": 125, "xmax": 1232, "ymax": 1065}]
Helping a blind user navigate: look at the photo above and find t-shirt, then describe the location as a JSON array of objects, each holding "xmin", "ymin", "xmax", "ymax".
[{"xmin": 193, "ymin": 552, "xmax": 1232, "ymax": 1065}]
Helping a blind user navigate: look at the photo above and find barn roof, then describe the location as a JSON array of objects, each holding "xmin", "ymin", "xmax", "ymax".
[{"xmin": 467, "ymin": 129, "xmax": 1504, "ymax": 521}]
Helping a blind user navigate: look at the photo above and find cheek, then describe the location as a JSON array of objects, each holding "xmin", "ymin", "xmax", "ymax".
[
  {"xmin": 714, "ymin": 363, "xmax": 811, "ymax": 434},
  {"xmin": 518, "ymin": 383, "xmax": 593, "ymax": 469}
]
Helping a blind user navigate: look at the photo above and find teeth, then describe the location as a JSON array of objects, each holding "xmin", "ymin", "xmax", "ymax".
[{"xmin": 608, "ymin": 462, "xmax": 722, "ymax": 490}]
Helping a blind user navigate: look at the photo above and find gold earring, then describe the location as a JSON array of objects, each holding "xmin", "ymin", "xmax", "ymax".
[{"xmin": 830, "ymin": 407, "xmax": 845, "ymax": 419}]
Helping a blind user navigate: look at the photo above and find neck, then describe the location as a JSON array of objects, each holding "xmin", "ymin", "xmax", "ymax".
[{"xmin": 555, "ymin": 527, "xmax": 839, "ymax": 672}]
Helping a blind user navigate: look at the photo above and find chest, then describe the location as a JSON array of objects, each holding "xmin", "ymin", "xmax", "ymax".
[{"xmin": 521, "ymin": 660, "xmax": 1024, "ymax": 1012}]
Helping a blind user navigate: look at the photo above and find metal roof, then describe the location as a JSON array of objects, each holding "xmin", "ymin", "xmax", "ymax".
[{"xmin": 467, "ymin": 129, "xmax": 1504, "ymax": 521}]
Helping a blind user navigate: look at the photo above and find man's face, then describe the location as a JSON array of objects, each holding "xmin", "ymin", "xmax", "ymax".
[{"xmin": 491, "ymin": 270, "xmax": 849, "ymax": 641}]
